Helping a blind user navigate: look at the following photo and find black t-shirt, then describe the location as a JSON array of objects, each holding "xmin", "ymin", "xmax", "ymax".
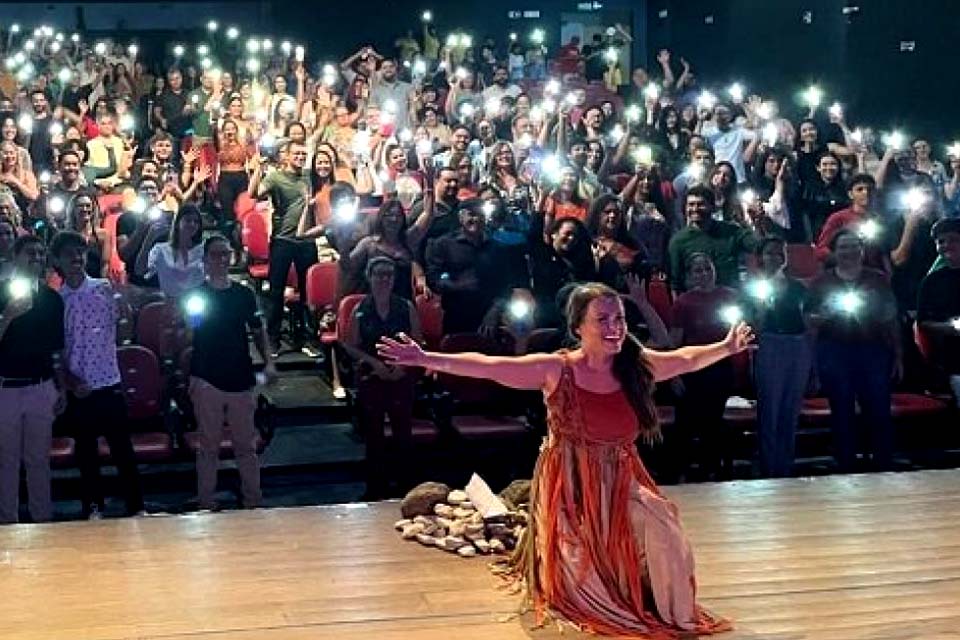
[
  {"xmin": 28, "ymin": 114, "xmax": 56, "ymax": 172},
  {"xmin": 916, "ymin": 265, "xmax": 960, "ymax": 373},
  {"xmin": 189, "ymin": 282, "xmax": 262, "ymax": 392},
  {"xmin": 805, "ymin": 268, "xmax": 898, "ymax": 344},
  {"xmin": 889, "ymin": 216, "xmax": 938, "ymax": 313},
  {"xmin": 0, "ymin": 282, "xmax": 65, "ymax": 379},
  {"xmin": 743, "ymin": 276, "xmax": 808, "ymax": 335},
  {"xmin": 158, "ymin": 89, "xmax": 190, "ymax": 137}
]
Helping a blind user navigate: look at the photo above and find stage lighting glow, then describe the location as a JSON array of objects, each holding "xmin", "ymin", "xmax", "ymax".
[
  {"xmin": 421, "ymin": 10, "xmax": 432, "ymax": 22},
  {"xmin": 829, "ymin": 102, "xmax": 843, "ymax": 119},
  {"xmin": 727, "ymin": 82, "xmax": 744, "ymax": 102},
  {"xmin": 634, "ymin": 145, "xmax": 653, "ymax": 165},
  {"xmin": 18, "ymin": 114, "xmax": 33, "ymax": 133},
  {"xmin": 226, "ymin": 27, "xmax": 239, "ymax": 40},
  {"xmin": 643, "ymin": 83, "xmax": 660, "ymax": 100},
  {"xmin": 541, "ymin": 154, "xmax": 562, "ymax": 181},
  {"xmin": 207, "ymin": 20, "xmax": 218, "ymax": 32},
  {"xmin": 57, "ymin": 67, "xmax": 71, "ymax": 83},
  {"xmin": 530, "ymin": 28, "xmax": 545, "ymax": 44},
  {"xmin": 184, "ymin": 294, "xmax": 206, "ymax": 317},
  {"xmin": 883, "ymin": 130, "xmax": 905, "ymax": 150},
  {"xmin": 47, "ymin": 196, "xmax": 65, "ymax": 214},
  {"xmin": 173, "ymin": 44, "xmax": 185, "ymax": 57},
  {"xmin": 625, "ymin": 104, "xmax": 642, "ymax": 122},
  {"xmin": 544, "ymin": 78, "xmax": 561, "ymax": 95},
  {"xmin": 762, "ymin": 122, "xmax": 778, "ymax": 147},
  {"xmin": 902, "ymin": 187, "xmax": 927, "ymax": 211},
  {"xmin": 334, "ymin": 200, "xmax": 358, "ymax": 223}
]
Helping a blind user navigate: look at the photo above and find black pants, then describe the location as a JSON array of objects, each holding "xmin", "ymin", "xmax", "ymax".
[
  {"xmin": 267, "ymin": 236, "xmax": 317, "ymax": 341},
  {"xmin": 669, "ymin": 360, "xmax": 734, "ymax": 480},
  {"xmin": 357, "ymin": 372, "xmax": 417, "ymax": 497},
  {"xmin": 217, "ymin": 170, "xmax": 249, "ymax": 239},
  {"xmin": 66, "ymin": 385, "xmax": 145, "ymax": 516}
]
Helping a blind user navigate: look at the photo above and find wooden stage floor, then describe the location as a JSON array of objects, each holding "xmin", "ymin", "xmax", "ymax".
[{"xmin": 2, "ymin": 470, "xmax": 960, "ymax": 640}]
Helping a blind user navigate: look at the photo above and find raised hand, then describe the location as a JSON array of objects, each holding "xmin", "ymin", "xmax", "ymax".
[
  {"xmin": 181, "ymin": 147, "xmax": 200, "ymax": 166},
  {"xmin": 624, "ymin": 273, "xmax": 647, "ymax": 304},
  {"xmin": 656, "ymin": 49, "xmax": 671, "ymax": 66},
  {"xmin": 724, "ymin": 321, "xmax": 756, "ymax": 354},
  {"xmin": 376, "ymin": 332, "xmax": 426, "ymax": 367}
]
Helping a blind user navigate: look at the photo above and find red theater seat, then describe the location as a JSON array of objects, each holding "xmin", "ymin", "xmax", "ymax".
[{"xmin": 49, "ymin": 437, "xmax": 76, "ymax": 469}]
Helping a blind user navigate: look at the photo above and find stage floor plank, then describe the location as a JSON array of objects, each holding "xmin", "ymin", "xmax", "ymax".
[{"xmin": 2, "ymin": 470, "xmax": 960, "ymax": 640}]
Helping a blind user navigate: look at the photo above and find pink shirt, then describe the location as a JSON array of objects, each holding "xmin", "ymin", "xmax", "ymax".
[{"xmin": 60, "ymin": 277, "xmax": 121, "ymax": 390}]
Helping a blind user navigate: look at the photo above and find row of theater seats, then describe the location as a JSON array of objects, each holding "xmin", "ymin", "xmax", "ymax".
[{"xmin": 50, "ymin": 299, "xmax": 274, "ymax": 469}]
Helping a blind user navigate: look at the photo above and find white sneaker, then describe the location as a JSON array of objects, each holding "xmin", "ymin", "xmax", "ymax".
[
  {"xmin": 332, "ymin": 386, "xmax": 347, "ymax": 400},
  {"xmin": 87, "ymin": 505, "xmax": 104, "ymax": 521}
]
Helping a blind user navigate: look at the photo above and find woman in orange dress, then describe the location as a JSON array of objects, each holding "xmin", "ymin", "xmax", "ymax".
[{"xmin": 378, "ymin": 282, "xmax": 747, "ymax": 637}]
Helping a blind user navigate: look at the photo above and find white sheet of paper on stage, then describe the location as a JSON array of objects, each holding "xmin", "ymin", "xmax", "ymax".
[{"xmin": 464, "ymin": 473, "xmax": 509, "ymax": 519}]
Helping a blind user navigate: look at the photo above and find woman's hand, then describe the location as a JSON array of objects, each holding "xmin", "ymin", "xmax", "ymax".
[
  {"xmin": 724, "ymin": 321, "xmax": 756, "ymax": 355},
  {"xmin": 376, "ymin": 332, "xmax": 426, "ymax": 367},
  {"xmin": 624, "ymin": 273, "xmax": 647, "ymax": 305}
]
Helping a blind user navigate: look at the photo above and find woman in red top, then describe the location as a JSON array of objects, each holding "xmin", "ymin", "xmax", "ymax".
[
  {"xmin": 214, "ymin": 118, "xmax": 252, "ymax": 238},
  {"xmin": 669, "ymin": 252, "xmax": 741, "ymax": 481},
  {"xmin": 379, "ymin": 282, "xmax": 749, "ymax": 637},
  {"xmin": 543, "ymin": 165, "xmax": 589, "ymax": 226}
]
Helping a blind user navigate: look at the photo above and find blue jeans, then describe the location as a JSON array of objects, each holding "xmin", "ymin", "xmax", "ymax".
[
  {"xmin": 816, "ymin": 339, "xmax": 895, "ymax": 472},
  {"xmin": 755, "ymin": 333, "xmax": 812, "ymax": 477}
]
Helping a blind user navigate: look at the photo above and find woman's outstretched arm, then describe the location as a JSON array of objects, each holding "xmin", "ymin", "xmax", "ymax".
[
  {"xmin": 378, "ymin": 333, "xmax": 563, "ymax": 391},
  {"xmin": 645, "ymin": 322, "xmax": 754, "ymax": 382}
]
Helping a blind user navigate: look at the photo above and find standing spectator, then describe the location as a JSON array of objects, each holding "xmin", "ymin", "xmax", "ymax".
[
  {"xmin": 668, "ymin": 186, "xmax": 758, "ymax": 292},
  {"xmin": 343, "ymin": 257, "xmax": 423, "ymax": 498},
  {"xmin": 481, "ymin": 65, "xmax": 521, "ymax": 104},
  {"xmin": 63, "ymin": 193, "xmax": 112, "ymax": 279},
  {"xmin": 154, "ymin": 68, "xmax": 190, "ymax": 143},
  {"xmin": 27, "ymin": 89, "xmax": 57, "ymax": 173},
  {"xmin": 805, "ymin": 230, "xmax": 901, "ymax": 472},
  {"xmin": 668, "ymin": 252, "xmax": 739, "ymax": 480},
  {"xmin": 0, "ymin": 140, "xmax": 39, "ymax": 215},
  {"xmin": 147, "ymin": 205, "xmax": 205, "ymax": 298},
  {"xmin": 51, "ymin": 231, "xmax": 145, "ymax": 519},
  {"xmin": 425, "ymin": 198, "xmax": 518, "ymax": 334},
  {"xmin": 815, "ymin": 173, "xmax": 886, "ymax": 267},
  {"xmin": 187, "ymin": 235, "xmax": 276, "ymax": 510},
  {"xmin": 0, "ymin": 236, "xmax": 65, "ymax": 524},
  {"xmin": 248, "ymin": 140, "xmax": 315, "ymax": 350},
  {"xmin": 705, "ymin": 103, "xmax": 757, "ymax": 184},
  {"xmin": 745, "ymin": 237, "xmax": 812, "ymax": 478},
  {"xmin": 370, "ymin": 59, "xmax": 414, "ymax": 132}
]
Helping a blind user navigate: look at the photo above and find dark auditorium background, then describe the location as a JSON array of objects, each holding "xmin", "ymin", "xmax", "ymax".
[{"xmin": 2, "ymin": 0, "xmax": 956, "ymax": 138}]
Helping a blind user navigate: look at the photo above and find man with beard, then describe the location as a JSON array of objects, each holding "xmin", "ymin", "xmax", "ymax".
[
  {"xmin": 668, "ymin": 185, "xmax": 758, "ymax": 293},
  {"xmin": 482, "ymin": 65, "xmax": 521, "ymax": 104},
  {"xmin": 27, "ymin": 90, "xmax": 56, "ymax": 173},
  {"xmin": 370, "ymin": 59, "xmax": 414, "ymax": 131},
  {"xmin": 47, "ymin": 149, "xmax": 96, "ymax": 228}
]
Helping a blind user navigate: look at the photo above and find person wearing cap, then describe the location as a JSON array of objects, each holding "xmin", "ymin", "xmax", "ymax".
[
  {"xmin": 0, "ymin": 235, "xmax": 66, "ymax": 524},
  {"xmin": 916, "ymin": 217, "xmax": 960, "ymax": 405}
]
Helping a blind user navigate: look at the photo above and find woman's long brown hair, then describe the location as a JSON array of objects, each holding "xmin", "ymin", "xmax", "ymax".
[{"xmin": 565, "ymin": 282, "xmax": 660, "ymax": 441}]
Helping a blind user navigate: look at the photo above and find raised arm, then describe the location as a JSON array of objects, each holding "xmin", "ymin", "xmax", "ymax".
[
  {"xmin": 378, "ymin": 333, "xmax": 563, "ymax": 390},
  {"xmin": 644, "ymin": 322, "xmax": 753, "ymax": 382}
]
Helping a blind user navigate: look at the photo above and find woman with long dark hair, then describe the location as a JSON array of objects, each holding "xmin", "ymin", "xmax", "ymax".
[
  {"xmin": 655, "ymin": 105, "xmax": 690, "ymax": 177},
  {"xmin": 586, "ymin": 194, "xmax": 648, "ymax": 291},
  {"xmin": 348, "ymin": 198, "xmax": 419, "ymax": 301},
  {"xmin": 378, "ymin": 282, "xmax": 749, "ymax": 636},
  {"xmin": 621, "ymin": 163, "xmax": 672, "ymax": 273},
  {"xmin": 64, "ymin": 193, "xmax": 111, "ymax": 278}
]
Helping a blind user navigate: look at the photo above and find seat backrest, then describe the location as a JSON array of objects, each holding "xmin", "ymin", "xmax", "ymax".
[
  {"xmin": 117, "ymin": 344, "xmax": 163, "ymax": 420},
  {"xmin": 305, "ymin": 261, "xmax": 339, "ymax": 312},
  {"xmin": 335, "ymin": 294, "xmax": 367, "ymax": 341},
  {"xmin": 415, "ymin": 294, "xmax": 444, "ymax": 349},
  {"xmin": 646, "ymin": 278, "xmax": 674, "ymax": 327},
  {"xmin": 438, "ymin": 333, "xmax": 514, "ymax": 405},
  {"xmin": 234, "ymin": 192, "xmax": 257, "ymax": 223},
  {"xmin": 241, "ymin": 210, "xmax": 270, "ymax": 261},
  {"xmin": 136, "ymin": 300, "xmax": 188, "ymax": 361},
  {"xmin": 786, "ymin": 243, "xmax": 822, "ymax": 280}
]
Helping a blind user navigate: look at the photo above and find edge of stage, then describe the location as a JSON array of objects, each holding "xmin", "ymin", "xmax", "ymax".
[{"xmin": 2, "ymin": 469, "xmax": 959, "ymax": 640}]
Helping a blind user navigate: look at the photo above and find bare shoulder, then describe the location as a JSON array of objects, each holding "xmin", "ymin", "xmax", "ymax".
[{"xmin": 532, "ymin": 351, "xmax": 567, "ymax": 395}]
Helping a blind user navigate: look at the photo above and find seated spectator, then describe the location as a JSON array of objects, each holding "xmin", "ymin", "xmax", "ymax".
[
  {"xmin": 408, "ymin": 166, "xmax": 461, "ymax": 261},
  {"xmin": 805, "ymin": 230, "xmax": 900, "ymax": 473},
  {"xmin": 48, "ymin": 149, "xmax": 96, "ymax": 226},
  {"xmin": 0, "ymin": 116, "xmax": 33, "ymax": 173},
  {"xmin": 342, "ymin": 256, "xmax": 423, "ymax": 499},
  {"xmin": 916, "ymin": 218, "xmax": 960, "ymax": 406},
  {"xmin": 64, "ymin": 193, "xmax": 112, "ymax": 279},
  {"xmin": 147, "ymin": 204, "xmax": 205, "ymax": 298},
  {"xmin": 50, "ymin": 231, "xmax": 144, "ymax": 520},
  {"xmin": 668, "ymin": 252, "xmax": 739, "ymax": 480},
  {"xmin": 815, "ymin": 174, "xmax": 888, "ymax": 266},
  {"xmin": 668, "ymin": 185, "xmax": 758, "ymax": 293}
]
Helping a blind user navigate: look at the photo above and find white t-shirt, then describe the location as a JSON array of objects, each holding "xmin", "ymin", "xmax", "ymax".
[
  {"xmin": 147, "ymin": 242, "xmax": 205, "ymax": 298},
  {"xmin": 707, "ymin": 126, "xmax": 756, "ymax": 183}
]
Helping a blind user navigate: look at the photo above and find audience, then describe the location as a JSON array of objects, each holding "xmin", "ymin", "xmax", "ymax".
[{"xmin": 0, "ymin": 16, "xmax": 957, "ymax": 522}]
